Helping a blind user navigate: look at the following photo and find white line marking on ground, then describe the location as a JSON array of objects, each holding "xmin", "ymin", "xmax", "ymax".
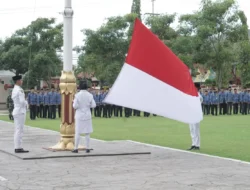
[
  {"xmin": 126, "ymin": 140, "xmax": 250, "ymax": 165},
  {"xmin": 0, "ymin": 176, "xmax": 7, "ymax": 181},
  {"xmin": 1, "ymin": 120, "xmax": 250, "ymax": 165}
]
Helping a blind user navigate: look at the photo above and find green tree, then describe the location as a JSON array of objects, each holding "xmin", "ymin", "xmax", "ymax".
[
  {"xmin": 179, "ymin": 0, "xmax": 248, "ymax": 88},
  {"xmin": 77, "ymin": 14, "xmax": 137, "ymax": 84},
  {"xmin": 0, "ymin": 18, "xmax": 63, "ymax": 88},
  {"xmin": 145, "ymin": 14, "xmax": 177, "ymax": 41},
  {"xmin": 0, "ymin": 36, "xmax": 30, "ymax": 75}
]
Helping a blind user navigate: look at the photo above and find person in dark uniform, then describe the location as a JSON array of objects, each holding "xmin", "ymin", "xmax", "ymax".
[
  {"xmin": 211, "ymin": 90, "xmax": 219, "ymax": 116},
  {"xmin": 27, "ymin": 88, "xmax": 37, "ymax": 120},
  {"xmin": 115, "ymin": 106, "xmax": 123, "ymax": 117},
  {"xmin": 104, "ymin": 89, "xmax": 112, "ymax": 118},
  {"xmin": 144, "ymin": 112, "xmax": 150, "ymax": 117},
  {"xmin": 38, "ymin": 89, "xmax": 45, "ymax": 118},
  {"xmin": 232, "ymin": 89, "xmax": 239, "ymax": 114},
  {"xmin": 125, "ymin": 107, "xmax": 132, "ymax": 118},
  {"xmin": 43, "ymin": 89, "xmax": 50, "ymax": 118},
  {"xmin": 48, "ymin": 87, "xmax": 57, "ymax": 119},
  {"xmin": 6, "ymin": 91, "xmax": 14, "ymax": 120},
  {"xmin": 36, "ymin": 90, "xmax": 40, "ymax": 118},
  {"xmin": 94, "ymin": 90, "xmax": 100, "ymax": 117}
]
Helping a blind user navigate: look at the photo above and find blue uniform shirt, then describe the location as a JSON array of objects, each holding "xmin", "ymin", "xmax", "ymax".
[
  {"xmin": 242, "ymin": 92, "xmax": 249, "ymax": 102},
  {"xmin": 56, "ymin": 93, "xmax": 61, "ymax": 105},
  {"xmin": 28, "ymin": 92, "xmax": 38, "ymax": 105},
  {"xmin": 43, "ymin": 93, "xmax": 50, "ymax": 105},
  {"xmin": 219, "ymin": 92, "xmax": 226, "ymax": 103},
  {"xmin": 233, "ymin": 93, "xmax": 239, "ymax": 103},
  {"xmin": 203, "ymin": 94, "xmax": 210, "ymax": 105},
  {"xmin": 37, "ymin": 94, "xmax": 44, "ymax": 104},
  {"xmin": 226, "ymin": 91, "xmax": 234, "ymax": 102},
  {"xmin": 211, "ymin": 93, "xmax": 219, "ymax": 104},
  {"xmin": 49, "ymin": 92, "xmax": 57, "ymax": 105},
  {"xmin": 239, "ymin": 92, "xmax": 244, "ymax": 102}
]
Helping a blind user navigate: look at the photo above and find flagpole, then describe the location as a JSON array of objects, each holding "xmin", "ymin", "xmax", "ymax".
[
  {"xmin": 50, "ymin": 0, "xmax": 77, "ymax": 150},
  {"xmin": 151, "ymin": 0, "xmax": 156, "ymax": 14}
]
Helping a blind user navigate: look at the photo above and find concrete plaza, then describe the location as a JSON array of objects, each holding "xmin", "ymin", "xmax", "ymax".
[{"xmin": 0, "ymin": 120, "xmax": 250, "ymax": 190}]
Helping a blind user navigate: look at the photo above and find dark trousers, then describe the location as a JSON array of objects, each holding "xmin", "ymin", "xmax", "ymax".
[
  {"xmin": 30, "ymin": 105, "xmax": 36, "ymax": 120},
  {"xmin": 44, "ymin": 105, "xmax": 49, "ymax": 118},
  {"xmin": 111, "ymin": 105, "xmax": 116, "ymax": 116},
  {"xmin": 102, "ymin": 104, "xmax": 108, "ymax": 118},
  {"xmin": 100, "ymin": 105, "xmax": 104, "ymax": 116},
  {"xmin": 8, "ymin": 109, "xmax": 13, "ymax": 120},
  {"xmin": 239, "ymin": 102, "xmax": 243, "ymax": 113},
  {"xmin": 208, "ymin": 105, "xmax": 211, "ymax": 114},
  {"xmin": 227, "ymin": 102, "xmax": 233, "ymax": 115},
  {"xmin": 144, "ymin": 112, "xmax": 150, "ymax": 117},
  {"xmin": 242, "ymin": 102, "xmax": 248, "ymax": 115},
  {"xmin": 106, "ymin": 104, "xmax": 111, "ymax": 118},
  {"xmin": 115, "ymin": 106, "xmax": 123, "ymax": 117},
  {"xmin": 125, "ymin": 108, "xmax": 132, "ymax": 118},
  {"xmin": 94, "ymin": 105, "xmax": 101, "ymax": 117},
  {"xmin": 219, "ymin": 103, "xmax": 227, "ymax": 115},
  {"xmin": 36, "ymin": 106, "xmax": 40, "ymax": 118},
  {"xmin": 50, "ymin": 105, "xmax": 56, "ymax": 119},
  {"xmin": 58, "ymin": 104, "xmax": 61, "ymax": 118},
  {"xmin": 39, "ymin": 104, "xmax": 44, "ymax": 118},
  {"xmin": 133, "ymin": 109, "xmax": 140, "ymax": 116},
  {"xmin": 233, "ymin": 103, "xmax": 238, "ymax": 114},
  {"xmin": 211, "ymin": 104, "xmax": 218, "ymax": 115},
  {"xmin": 204, "ymin": 105, "xmax": 209, "ymax": 115}
]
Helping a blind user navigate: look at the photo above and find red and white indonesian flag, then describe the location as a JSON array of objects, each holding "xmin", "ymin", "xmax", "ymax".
[{"xmin": 104, "ymin": 19, "xmax": 203, "ymax": 124}]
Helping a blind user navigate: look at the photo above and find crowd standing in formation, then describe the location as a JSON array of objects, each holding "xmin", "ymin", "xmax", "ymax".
[
  {"xmin": 26, "ymin": 87, "xmax": 61, "ymax": 120},
  {"xmin": 88, "ymin": 88, "xmax": 157, "ymax": 118},
  {"xmin": 200, "ymin": 86, "xmax": 250, "ymax": 116},
  {"xmin": 7, "ymin": 85, "xmax": 250, "ymax": 121}
]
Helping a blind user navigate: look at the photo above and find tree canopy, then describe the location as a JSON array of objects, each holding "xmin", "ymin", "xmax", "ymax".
[{"xmin": 0, "ymin": 18, "xmax": 63, "ymax": 88}]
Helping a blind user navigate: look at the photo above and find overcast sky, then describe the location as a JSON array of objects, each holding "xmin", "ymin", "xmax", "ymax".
[{"xmin": 0, "ymin": 0, "xmax": 249, "ymax": 59}]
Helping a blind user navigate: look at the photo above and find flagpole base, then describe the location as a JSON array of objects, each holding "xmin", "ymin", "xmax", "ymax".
[{"xmin": 49, "ymin": 139, "xmax": 86, "ymax": 151}]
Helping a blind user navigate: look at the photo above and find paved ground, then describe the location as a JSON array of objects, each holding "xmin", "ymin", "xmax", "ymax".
[{"xmin": 0, "ymin": 121, "xmax": 250, "ymax": 190}]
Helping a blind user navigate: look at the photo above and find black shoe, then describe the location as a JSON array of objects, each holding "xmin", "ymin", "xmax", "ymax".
[
  {"xmin": 188, "ymin": 146, "xmax": 196, "ymax": 150},
  {"xmin": 72, "ymin": 149, "xmax": 78, "ymax": 153},
  {"xmin": 194, "ymin": 146, "xmax": 200, "ymax": 150},
  {"xmin": 15, "ymin": 148, "xmax": 29, "ymax": 153},
  {"xmin": 86, "ymin": 149, "xmax": 90, "ymax": 153}
]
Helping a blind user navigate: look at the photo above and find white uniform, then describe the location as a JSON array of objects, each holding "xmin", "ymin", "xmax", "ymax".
[
  {"xmin": 73, "ymin": 90, "xmax": 96, "ymax": 149},
  {"xmin": 12, "ymin": 85, "xmax": 28, "ymax": 149},
  {"xmin": 189, "ymin": 92, "xmax": 203, "ymax": 147}
]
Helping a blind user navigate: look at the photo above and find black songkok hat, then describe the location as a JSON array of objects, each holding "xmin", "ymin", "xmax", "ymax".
[
  {"xmin": 12, "ymin": 75, "xmax": 22, "ymax": 81},
  {"xmin": 79, "ymin": 80, "xmax": 88, "ymax": 90}
]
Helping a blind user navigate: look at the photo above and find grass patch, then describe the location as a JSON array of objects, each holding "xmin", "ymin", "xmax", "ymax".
[{"xmin": 1, "ymin": 114, "xmax": 250, "ymax": 162}]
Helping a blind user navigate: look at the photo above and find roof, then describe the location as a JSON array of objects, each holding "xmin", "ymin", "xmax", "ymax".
[{"xmin": 0, "ymin": 70, "xmax": 15, "ymax": 77}]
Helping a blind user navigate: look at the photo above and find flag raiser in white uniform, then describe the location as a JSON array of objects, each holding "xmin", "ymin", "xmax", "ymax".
[{"xmin": 11, "ymin": 75, "xmax": 29, "ymax": 153}]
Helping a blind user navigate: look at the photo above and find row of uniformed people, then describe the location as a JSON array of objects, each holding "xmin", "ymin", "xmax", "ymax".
[
  {"xmin": 27, "ymin": 88, "xmax": 61, "ymax": 120},
  {"xmin": 200, "ymin": 87, "xmax": 250, "ymax": 115},
  {"xmin": 89, "ymin": 88, "xmax": 156, "ymax": 118}
]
